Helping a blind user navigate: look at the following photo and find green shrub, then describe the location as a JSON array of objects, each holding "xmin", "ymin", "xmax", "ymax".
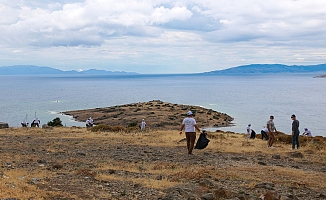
[{"xmin": 47, "ymin": 117, "xmax": 63, "ymax": 127}]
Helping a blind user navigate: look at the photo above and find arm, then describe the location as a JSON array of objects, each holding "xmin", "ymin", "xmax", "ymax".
[
  {"xmin": 194, "ymin": 124, "xmax": 201, "ymax": 132},
  {"xmin": 179, "ymin": 124, "xmax": 185, "ymax": 135}
]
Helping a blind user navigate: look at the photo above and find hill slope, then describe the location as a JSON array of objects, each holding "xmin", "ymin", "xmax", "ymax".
[{"xmin": 205, "ymin": 63, "xmax": 326, "ymax": 74}]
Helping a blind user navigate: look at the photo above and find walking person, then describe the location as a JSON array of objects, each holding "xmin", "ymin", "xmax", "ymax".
[
  {"xmin": 267, "ymin": 115, "xmax": 277, "ymax": 148},
  {"xmin": 179, "ymin": 111, "xmax": 201, "ymax": 155},
  {"xmin": 291, "ymin": 114, "xmax": 300, "ymax": 150}
]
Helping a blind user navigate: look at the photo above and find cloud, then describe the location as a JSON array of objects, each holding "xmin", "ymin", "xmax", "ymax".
[{"xmin": 1, "ymin": 0, "xmax": 326, "ymax": 73}]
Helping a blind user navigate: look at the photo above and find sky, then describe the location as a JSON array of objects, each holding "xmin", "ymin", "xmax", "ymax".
[{"xmin": 1, "ymin": 0, "xmax": 326, "ymax": 74}]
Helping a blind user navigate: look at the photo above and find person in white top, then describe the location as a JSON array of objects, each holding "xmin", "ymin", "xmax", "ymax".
[
  {"xmin": 302, "ymin": 128, "xmax": 312, "ymax": 137},
  {"xmin": 21, "ymin": 119, "xmax": 29, "ymax": 127},
  {"xmin": 179, "ymin": 111, "xmax": 201, "ymax": 155},
  {"xmin": 31, "ymin": 118, "xmax": 40, "ymax": 127},
  {"xmin": 140, "ymin": 119, "xmax": 146, "ymax": 131},
  {"xmin": 261, "ymin": 127, "xmax": 269, "ymax": 140},
  {"xmin": 86, "ymin": 117, "xmax": 94, "ymax": 128},
  {"xmin": 246, "ymin": 124, "xmax": 252, "ymax": 138}
]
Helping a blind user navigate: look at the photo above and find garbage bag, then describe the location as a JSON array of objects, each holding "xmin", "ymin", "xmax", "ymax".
[
  {"xmin": 250, "ymin": 129, "xmax": 256, "ymax": 139},
  {"xmin": 195, "ymin": 131, "xmax": 210, "ymax": 149}
]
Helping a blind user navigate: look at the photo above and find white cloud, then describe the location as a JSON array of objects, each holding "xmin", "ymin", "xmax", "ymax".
[{"xmin": 0, "ymin": 0, "xmax": 326, "ymax": 73}]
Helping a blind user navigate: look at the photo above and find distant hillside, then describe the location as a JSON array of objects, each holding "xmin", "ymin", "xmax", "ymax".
[
  {"xmin": 0, "ymin": 65, "xmax": 138, "ymax": 75},
  {"xmin": 205, "ymin": 64, "xmax": 326, "ymax": 74}
]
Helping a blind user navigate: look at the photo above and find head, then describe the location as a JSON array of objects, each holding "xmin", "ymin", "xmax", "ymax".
[
  {"xmin": 291, "ymin": 114, "xmax": 296, "ymax": 120},
  {"xmin": 270, "ymin": 115, "xmax": 274, "ymax": 120},
  {"xmin": 304, "ymin": 127, "xmax": 308, "ymax": 131},
  {"xmin": 142, "ymin": 119, "xmax": 144, "ymax": 121},
  {"xmin": 187, "ymin": 111, "xmax": 193, "ymax": 116},
  {"xmin": 248, "ymin": 124, "xmax": 251, "ymax": 127}
]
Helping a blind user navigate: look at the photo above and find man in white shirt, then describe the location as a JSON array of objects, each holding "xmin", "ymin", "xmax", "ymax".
[
  {"xmin": 179, "ymin": 111, "xmax": 201, "ymax": 155},
  {"xmin": 31, "ymin": 118, "xmax": 40, "ymax": 127}
]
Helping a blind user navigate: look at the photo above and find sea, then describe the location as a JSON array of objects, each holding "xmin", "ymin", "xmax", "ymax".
[{"xmin": 0, "ymin": 73, "xmax": 325, "ymax": 136}]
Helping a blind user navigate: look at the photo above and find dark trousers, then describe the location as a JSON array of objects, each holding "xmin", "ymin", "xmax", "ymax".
[
  {"xmin": 185, "ymin": 132, "xmax": 196, "ymax": 154},
  {"xmin": 261, "ymin": 130, "xmax": 269, "ymax": 140},
  {"xmin": 292, "ymin": 131, "xmax": 300, "ymax": 149}
]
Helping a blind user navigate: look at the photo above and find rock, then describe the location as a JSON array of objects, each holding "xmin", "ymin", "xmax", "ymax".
[
  {"xmin": 0, "ymin": 122, "xmax": 9, "ymax": 129},
  {"xmin": 258, "ymin": 161, "xmax": 267, "ymax": 165},
  {"xmin": 255, "ymin": 182, "xmax": 275, "ymax": 190},
  {"xmin": 260, "ymin": 191, "xmax": 281, "ymax": 200},
  {"xmin": 42, "ymin": 124, "xmax": 53, "ymax": 129},
  {"xmin": 289, "ymin": 152, "xmax": 304, "ymax": 158},
  {"xmin": 213, "ymin": 188, "xmax": 235, "ymax": 199},
  {"xmin": 52, "ymin": 163, "xmax": 63, "ymax": 169},
  {"xmin": 319, "ymin": 193, "xmax": 326, "ymax": 199},
  {"xmin": 198, "ymin": 178, "xmax": 215, "ymax": 188},
  {"xmin": 202, "ymin": 193, "xmax": 214, "ymax": 200},
  {"xmin": 272, "ymin": 154, "xmax": 281, "ymax": 159},
  {"xmin": 37, "ymin": 159, "xmax": 47, "ymax": 164}
]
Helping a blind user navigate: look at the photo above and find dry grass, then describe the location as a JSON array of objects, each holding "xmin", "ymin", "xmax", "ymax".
[{"xmin": 0, "ymin": 127, "xmax": 325, "ymax": 199}]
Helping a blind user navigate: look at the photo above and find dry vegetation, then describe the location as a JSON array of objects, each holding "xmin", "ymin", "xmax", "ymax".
[{"xmin": 0, "ymin": 127, "xmax": 325, "ymax": 199}]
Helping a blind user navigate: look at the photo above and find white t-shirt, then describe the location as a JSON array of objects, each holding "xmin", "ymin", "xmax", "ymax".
[
  {"xmin": 262, "ymin": 128, "xmax": 268, "ymax": 132},
  {"xmin": 141, "ymin": 121, "xmax": 146, "ymax": 129},
  {"xmin": 182, "ymin": 117, "xmax": 197, "ymax": 132},
  {"xmin": 303, "ymin": 130, "xmax": 312, "ymax": 137}
]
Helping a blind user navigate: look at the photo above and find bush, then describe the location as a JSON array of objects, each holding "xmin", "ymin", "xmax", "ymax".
[
  {"xmin": 47, "ymin": 117, "xmax": 63, "ymax": 127},
  {"xmin": 91, "ymin": 124, "xmax": 126, "ymax": 132}
]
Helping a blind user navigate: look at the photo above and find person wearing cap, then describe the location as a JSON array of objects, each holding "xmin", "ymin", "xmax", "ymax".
[
  {"xmin": 140, "ymin": 119, "xmax": 146, "ymax": 131},
  {"xmin": 267, "ymin": 115, "xmax": 277, "ymax": 148},
  {"xmin": 302, "ymin": 127, "xmax": 312, "ymax": 137},
  {"xmin": 179, "ymin": 111, "xmax": 201, "ymax": 155},
  {"xmin": 291, "ymin": 114, "xmax": 300, "ymax": 150},
  {"xmin": 246, "ymin": 124, "xmax": 252, "ymax": 139}
]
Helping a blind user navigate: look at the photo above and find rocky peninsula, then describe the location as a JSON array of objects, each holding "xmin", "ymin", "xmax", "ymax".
[{"xmin": 63, "ymin": 100, "xmax": 234, "ymax": 129}]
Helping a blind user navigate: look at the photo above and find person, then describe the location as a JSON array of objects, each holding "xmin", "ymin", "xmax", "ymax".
[
  {"xmin": 291, "ymin": 114, "xmax": 300, "ymax": 150},
  {"xmin": 140, "ymin": 119, "xmax": 146, "ymax": 131},
  {"xmin": 21, "ymin": 119, "xmax": 29, "ymax": 127},
  {"xmin": 86, "ymin": 117, "xmax": 94, "ymax": 128},
  {"xmin": 246, "ymin": 124, "xmax": 252, "ymax": 139},
  {"xmin": 267, "ymin": 115, "xmax": 277, "ymax": 148},
  {"xmin": 31, "ymin": 118, "xmax": 40, "ymax": 127},
  {"xmin": 261, "ymin": 127, "xmax": 269, "ymax": 140},
  {"xmin": 179, "ymin": 111, "xmax": 201, "ymax": 155},
  {"xmin": 302, "ymin": 127, "xmax": 312, "ymax": 137}
]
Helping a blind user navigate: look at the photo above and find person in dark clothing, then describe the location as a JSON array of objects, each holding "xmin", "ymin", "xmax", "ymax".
[{"xmin": 291, "ymin": 114, "xmax": 300, "ymax": 150}]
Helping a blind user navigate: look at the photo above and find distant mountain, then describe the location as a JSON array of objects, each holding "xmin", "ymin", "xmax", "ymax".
[
  {"xmin": 204, "ymin": 64, "xmax": 326, "ymax": 74},
  {"xmin": 0, "ymin": 65, "xmax": 138, "ymax": 75}
]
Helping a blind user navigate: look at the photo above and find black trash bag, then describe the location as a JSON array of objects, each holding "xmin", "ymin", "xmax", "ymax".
[
  {"xmin": 195, "ymin": 131, "xmax": 210, "ymax": 149},
  {"xmin": 250, "ymin": 129, "xmax": 256, "ymax": 139}
]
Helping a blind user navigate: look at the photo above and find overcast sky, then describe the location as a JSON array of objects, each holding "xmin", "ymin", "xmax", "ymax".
[{"xmin": 1, "ymin": 0, "xmax": 326, "ymax": 73}]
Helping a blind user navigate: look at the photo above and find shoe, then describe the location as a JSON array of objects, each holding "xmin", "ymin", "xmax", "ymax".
[{"xmin": 269, "ymin": 146, "xmax": 275, "ymax": 149}]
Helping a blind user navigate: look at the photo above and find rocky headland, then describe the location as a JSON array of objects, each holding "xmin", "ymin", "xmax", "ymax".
[{"xmin": 63, "ymin": 100, "xmax": 234, "ymax": 129}]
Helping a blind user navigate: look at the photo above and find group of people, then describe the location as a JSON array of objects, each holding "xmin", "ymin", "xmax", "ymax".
[
  {"xmin": 21, "ymin": 118, "xmax": 41, "ymax": 127},
  {"xmin": 179, "ymin": 112, "xmax": 315, "ymax": 155},
  {"xmin": 248, "ymin": 115, "xmax": 313, "ymax": 150}
]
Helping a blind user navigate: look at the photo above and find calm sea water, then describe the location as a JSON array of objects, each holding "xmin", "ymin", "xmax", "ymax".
[{"xmin": 0, "ymin": 74, "xmax": 325, "ymax": 136}]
